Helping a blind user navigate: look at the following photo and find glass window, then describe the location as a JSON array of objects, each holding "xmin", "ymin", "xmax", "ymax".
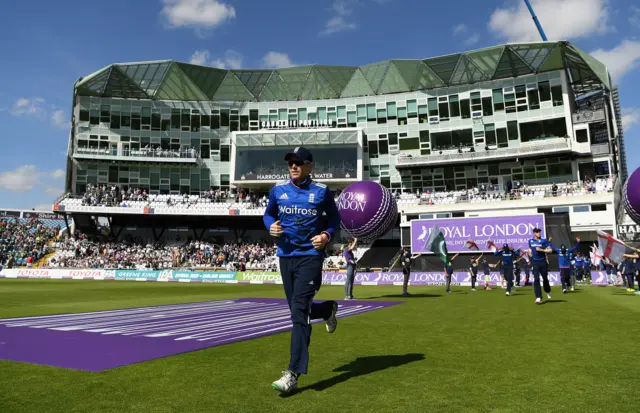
[
  {"xmin": 369, "ymin": 141, "xmax": 378, "ymax": 156},
  {"xmin": 460, "ymin": 99, "xmax": 471, "ymax": 119},
  {"xmin": 240, "ymin": 115, "xmax": 249, "ymax": 131},
  {"xmin": 399, "ymin": 137, "xmax": 420, "ymax": 150},
  {"xmin": 418, "ymin": 105, "xmax": 428, "ymax": 123},
  {"xmin": 200, "ymin": 144, "xmax": 210, "ymax": 159},
  {"xmin": 538, "ymin": 81, "xmax": 551, "ymax": 101},
  {"xmin": 407, "ymin": 100, "xmax": 417, "ymax": 114},
  {"xmin": 452, "ymin": 129, "xmax": 472, "ymax": 147},
  {"xmin": 249, "ymin": 109, "xmax": 259, "ymax": 121},
  {"xmin": 397, "ymin": 107, "xmax": 407, "ymax": 124},
  {"xmin": 528, "ymin": 88, "xmax": 540, "ymax": 110},
  {"xmin": 90, "ymin": 110, "xmax": 99, "ymax": 125},
  {"xmin": 520, "ymin": 117, "xmax": 567, "ymax": 143},
  {"xmin": 356, "ymin": 105, "xmax": 366, "ymax": 119},
  {"xmin": 220, "ymin": 145, "xmax": 230, "ymax": 162},
  {"xmin": 337, "ymin": 106, "xmax": 346, "ymax": 118},
  {"xmin": 171, "ymin": 110, "xmax": 180, "ymax": 129},
  {"xmin": 449, "ymin": 95, "xmax": 460, "ymax": 118},
  {"xmin": 439, "ymin": 101, "xmax": 450, "ymax": 119},
  {"xmin": 378, "ymin": 140, "xmax": 389, "ymax": 155},
  {"xmin": 366, "ymin": 104, "xmax": 376, "ymax": 121},
  {"xmin": 471, "ymin": 92, "xmax": 482, "ymax": 112},
  {"xmin": 79, "ymin": 110, "xmax": 90, "ymax": 122},
  {"xmin": 297, "ymin": 108, "xmax": 307, "ymax": 120},
  {"xmin": 482, "ymin": 97, "xmax": 493, "ymax": 116},
  {"xmin": 507, "ymin": 120, "xmax": 519, "ymax": 140},
  {"xmin": 576, "ymin": 129, "xmax": 588, "ymax": 143},
  {"xmin": 211, "ymin": 114, "xmax": 220, "ymax": 129},
  {"xmin": 347, "ymin": 111, "xmax": 356, "ymax": 126},
  {"xmin": 377, "ymin": 109, "xmax": 387, "ymax": 124},
  {"xmin": 318, "ymin": 107, "xmax": 327, "ymax": 120},
  {"xmin": 387, "ymin": 102, "xmax": 397, "ymax": 118},
  {"xmin": 573, "ymin": 205, "xmax": 590, "ymax": 213},
  {"xmin": 110, "ymin": 112, "xmax": 120, "ymax": 129},
  {"xmin": 389, "ymin": 133, "xmax": 398, "ymax": 145},
  {"xmin": 497, "ymin": 128, "xmax": 508, "ymax": 148},
  {"xmin": 551, "ymin": 85, "xmax": 563, "ymax": 106},
  {"xmin": 428, "ymin": 98, "xmax": 438, "ymax": 117},
  {"xmin": 485, "ymin": 124, "xmax": 496, "ymax": 146},
  {"xmin": 220, "ymin": 109, "xmax": 229, "ymax": 127},
  {"xmin": 190, "ymin": 114, "xmax": 200, "ymax": 132},
  {"xmin": 515, "ymin": 85, "xmax": 526, "ymax": 99},
  {"xmin": 419, "ymin": 130, "xmax": 429, "ymax": 143},
  {"xmin": 492, "ymin": 89, "xmax": 504, "ymax": 112}
]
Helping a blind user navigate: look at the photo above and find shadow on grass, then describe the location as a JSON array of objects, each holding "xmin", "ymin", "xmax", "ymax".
[
  {"xmin": 543, "ymin": 299, "xmax": 567, "ymax": 304},
  {"xmin": 365, "ymin": 293, "xmax": 441, "ymax": 299},
  {"xmin": 281, "ymin": 353, "xmax": 425, "ymax": 397}
]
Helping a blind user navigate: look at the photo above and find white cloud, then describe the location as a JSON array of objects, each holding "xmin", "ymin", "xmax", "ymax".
[
  {"xmin": 51, "ymin": 110, "xmax": 71, "ymax": 130},
  {"xmin": 489, "ymin": 0, "xmax": 610, "ymax": 42},
  {"xmin": 622, "ymin": 108, "xmax": 640, "ymax": 132},
  {"xmin": 51, "ymin": 169, "xmax": 65, "ymax": 179},
  {"xmin": 630, "ymin": 5, "xmax": 640, "ymax": 28},
  {"xmin": 34, "ymin": 204, "xmax": 54, "ymax": 211},
  {"xmin": 591, "ymin": 40, "xmax": 640, "ymax": 82},
  {"xmin": 262, "ymin": 52, "xmax": 294, "ymax": 69},
  {"xmin": 188, "ymin": 49, "xmax": 243, "ymax": 69},
  {"xmin": 189, "ymin": 50, "xmax": 211, "ymax": 66},
  {"xmin": 43, "ymin": 185, "xmax": 63, "ymax": 196},
  {"xmin": 320, "ymin": 0, "xmax": 358, "ymax": 36},
  {"xmin": 0, "ymin": 165, "xmax": 39, "ymax": 192},
  {"xmin": 463, "ymin": 33, "xmax": 480, "ymax": 46},
  {"xmin": 0, "ymin": 165, "xmax": 66, "ymax": 193},
  {"xmin": 10, "ymin": 97, "xmax": 46, "ymax": 117},
  {"xmin": 161, "ymin": 0, "xmax": 236, "ymax": 29},
  {"xmin": 453, "ymin": 24, "xmax": 467, "ymax": 35}
]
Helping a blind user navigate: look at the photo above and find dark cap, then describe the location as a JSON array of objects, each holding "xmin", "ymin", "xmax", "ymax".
[
  {"xmin": 284, "ymin": 147, "xmax": 313, "ymax": 163},
  {"xmin": 533, "ymin": 228, "xmax": 542, "ymax": 233}
]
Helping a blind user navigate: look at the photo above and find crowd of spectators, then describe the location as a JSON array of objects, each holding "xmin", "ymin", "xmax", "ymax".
[
  {"xmin": 392, "ymin": 177, "xmax": 614, "ymax": 207},
  {"xmin": 0, "ymin": 218, "xmax": 60, "ymax": 268},
  {"xmin": 47, "ymin": 234, "xmax": 278, "ymax": 271},
  {"xmin": 72, "ymin": 176, "xmax": 614, "ymax": 211}
]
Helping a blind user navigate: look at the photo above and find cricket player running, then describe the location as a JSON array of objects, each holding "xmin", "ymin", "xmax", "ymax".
[
  {"xmin": 263, "ymin": 146, "xmax": 341, "ymax": 393},
  {"xmin": 549, "ymin": 237, "xmax": 580, "ymax": 293},
  {"xmin": 494, "ymin": 244, "xmax": 521, "ymax": 296},
  {"xmin": 528, "ymin": 228, "xmax": 553, "ymax": 304}
]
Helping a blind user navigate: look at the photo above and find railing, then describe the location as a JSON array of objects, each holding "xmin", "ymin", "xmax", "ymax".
[
  {"xmin": 590, "ymin": 143, "xmax": 610, "ymax": 155},
  {"xmin": 74, "ymin": 147, "xmax": 199, "ymax": 160},
  {"xmin": 396, "ymin": 138, "xmax": 571, "ymax": 167}
]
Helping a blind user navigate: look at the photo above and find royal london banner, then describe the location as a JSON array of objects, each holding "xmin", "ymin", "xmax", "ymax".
[{"xmin": 0, "ymin": 268, "xmax": 611, "ymax": 287}]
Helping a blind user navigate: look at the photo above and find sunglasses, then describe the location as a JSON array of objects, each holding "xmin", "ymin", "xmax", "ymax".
[{"xmin": 287, "ymin": 160, "xmax": 306, "ymax": 167}]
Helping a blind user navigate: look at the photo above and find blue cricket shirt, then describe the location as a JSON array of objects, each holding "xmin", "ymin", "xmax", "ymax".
[
  {"xmin": 263, "ymin": 178, "xmax": 341, "ymax": 257},
  {"xmin": 529, "ymin": 237, "xmax": 551, "ymax": 261},
  {"xmin": 550, "ymin": 242, "xmax": 580, "ymax": 268}
]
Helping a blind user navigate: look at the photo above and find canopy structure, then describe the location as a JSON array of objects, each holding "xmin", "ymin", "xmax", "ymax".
[{"xmin": 75, "ymin": 41, "xmax": 610, "ymax": 102}]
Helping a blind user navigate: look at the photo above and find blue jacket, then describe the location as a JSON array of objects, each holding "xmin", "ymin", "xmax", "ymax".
[
  {"xmin": 529, "ymin": 238, "xmax": 551, "ymax": 261},
  {"xmin": 494, "ymin": 249, "xmax": 520, "ymax": 266},
  {"xmin": 575, "ymin": 257, "xmax": 584, "ymax": 268},
  {"xmin": 263, "ymin": 178, "xmax": 340, "ymax": 257},
  {"xmin": 550, "ymin": 243, "xmax": 579, "ymax": 268}
]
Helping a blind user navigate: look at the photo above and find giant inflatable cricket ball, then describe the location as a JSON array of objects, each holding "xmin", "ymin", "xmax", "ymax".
[
  {"xmin": 624, "ymin": 167, "xmax": 640, "ymax": 224},
  {"xmin": 337, "ymin": 181, "xmax": 397, "ymax": 241}
]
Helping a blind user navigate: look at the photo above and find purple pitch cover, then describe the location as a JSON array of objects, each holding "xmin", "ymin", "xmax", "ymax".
[{"xmin": 0, "ymin": 298, "xmax": 400, "ymax": 372}]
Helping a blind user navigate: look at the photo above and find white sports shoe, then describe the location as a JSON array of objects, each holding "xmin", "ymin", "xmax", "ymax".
[
  {"xmin": 271, "ymin": 370, "xmax": 298, "ymax": 393},
  {"xmin": 506, "ymin": 291, "xmax": 510, "ymax": 296},
  {"xmin": 546, "ymin": 293, "xmax": 552, "ymax": 299},
  {"xmin": 535, "ymin": 298, "xmax": 541, "ymax": 305},
  {"xmin": 326, "ymin": 301, "xmax": 338, "ymax": 333},
  {"xmin": 571, "ymin": 287, "xmax": 575, "ymax": 291}
]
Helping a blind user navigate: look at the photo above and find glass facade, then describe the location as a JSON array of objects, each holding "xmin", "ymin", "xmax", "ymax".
[{"xmin": 69, "ymin": 41, "xmax": 614, "ymax": 196}]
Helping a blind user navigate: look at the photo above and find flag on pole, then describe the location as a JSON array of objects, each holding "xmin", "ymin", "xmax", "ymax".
[
  {"xmin": 590, "ymin": 242, "xmax": 602, "ymax": 267},
  {"xmin": 596, "ymin": 230, "xmax": 627, "ymax": 264},
  {"xmin": 425, "ymin": 225, "xmax": 449, "ymax": 264},
  {"xmin": 465, "ymin": 240, "xmax": 479, "ymax": 251},
  {"xmin": 487, "ymin": 240, "xmax": 498, "ymax": 253}
]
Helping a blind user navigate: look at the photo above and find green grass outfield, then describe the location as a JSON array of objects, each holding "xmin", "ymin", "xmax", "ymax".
[{"xmin": 0, "ymin": 280, "xmax": 638, "ymax": 413}]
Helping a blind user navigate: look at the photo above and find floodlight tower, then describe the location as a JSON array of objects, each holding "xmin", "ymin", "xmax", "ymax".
[{"xmin": 523, "ymin": 0, "xmax": 548, "ymax": 41}]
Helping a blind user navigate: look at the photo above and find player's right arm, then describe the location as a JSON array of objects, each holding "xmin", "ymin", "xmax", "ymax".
[{"xmin": 263, "ymin": 187, "xmax": 282, "ymax": 237}]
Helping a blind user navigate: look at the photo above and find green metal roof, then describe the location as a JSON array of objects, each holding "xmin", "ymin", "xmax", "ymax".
[{"xmin": 75, "ymin": 41, "xmax": 611, "ymax": 102}]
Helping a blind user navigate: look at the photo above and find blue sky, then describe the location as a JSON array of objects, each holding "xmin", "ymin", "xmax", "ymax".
[{"xmin": 0, "ymin": 0, "xmax": 639, "ymax": 210}]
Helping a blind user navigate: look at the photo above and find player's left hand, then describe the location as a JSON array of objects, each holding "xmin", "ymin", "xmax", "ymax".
[{"xmin": 311, "ymin": 233, "xmax": 329, "ymax": 250}]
